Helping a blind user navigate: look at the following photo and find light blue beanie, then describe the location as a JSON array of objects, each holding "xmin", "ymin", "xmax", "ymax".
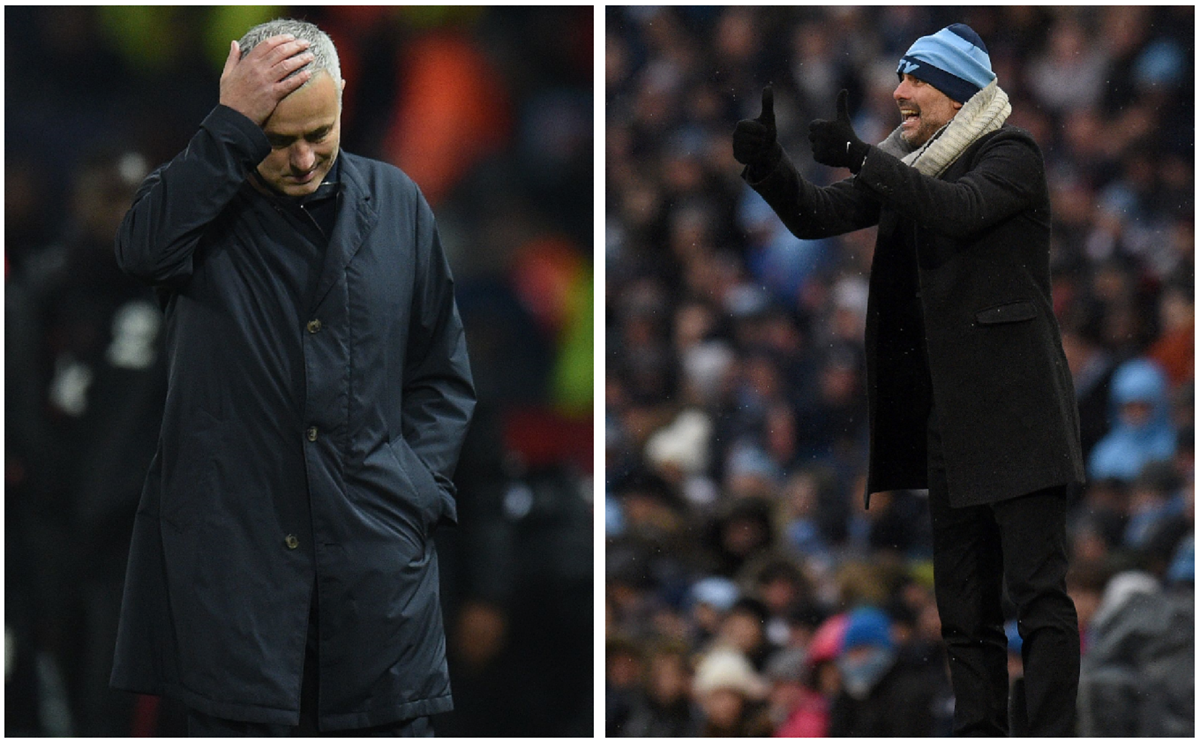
[{"xmin": 897, "ymin": 23, "xmax": 996, "ymax": 103}]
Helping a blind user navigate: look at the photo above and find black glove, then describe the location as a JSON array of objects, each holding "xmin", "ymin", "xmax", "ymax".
[
  {"xmin": 733, "ymin": 85, "xmax": 782, "ymax": 176},
  {"xmin": 808, "ymin": 89, "xmax": 869, "ymax": 173}
]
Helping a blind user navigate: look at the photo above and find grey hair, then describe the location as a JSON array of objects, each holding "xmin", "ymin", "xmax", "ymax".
[{"xmin": 238, "ymin": 18, "xmax": 341, "ymax": 97}]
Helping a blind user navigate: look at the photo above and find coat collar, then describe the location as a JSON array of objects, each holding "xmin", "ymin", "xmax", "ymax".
[{"xmin": 309, "ymin": 151, "xmax": 379, "ymax": 312}]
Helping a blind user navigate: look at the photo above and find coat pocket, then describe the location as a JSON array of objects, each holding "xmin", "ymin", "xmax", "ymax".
[
  {"xmin": 975, "ymin": 300, "xmax": 1037, "ymax": 325},
  {"xmin": 386, "ymin": 437, "xmax": 450, "ymax": 532}
]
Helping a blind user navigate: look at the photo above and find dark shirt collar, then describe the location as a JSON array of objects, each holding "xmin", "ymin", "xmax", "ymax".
[{"xmin": 249, "ymin": 152, "xmax": 343, "ymax": 205}]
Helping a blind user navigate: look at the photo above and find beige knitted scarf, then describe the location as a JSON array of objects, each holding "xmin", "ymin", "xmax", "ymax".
[{"xmin": 876, "ymin": 79, "xmax": 1011, "ymax": 177}]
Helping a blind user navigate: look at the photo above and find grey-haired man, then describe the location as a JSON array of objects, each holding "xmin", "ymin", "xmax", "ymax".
[{"xmin": 111, "ymin": 19, "xmax": 475, "ymax": 736}]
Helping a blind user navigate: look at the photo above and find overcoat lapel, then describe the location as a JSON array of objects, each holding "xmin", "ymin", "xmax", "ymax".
[{"xmin": 310, "ymin": 153, "xmax": 379, "ymax": 313}]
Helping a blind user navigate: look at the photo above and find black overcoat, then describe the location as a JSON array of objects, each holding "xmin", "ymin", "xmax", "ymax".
[
  {"xmin": 747, "ymin": 125, "xmax": 1083, "ymax": 507},
  {"xmin": 110, "ymin": 105, "xmax": 475, "ymax": 728}
]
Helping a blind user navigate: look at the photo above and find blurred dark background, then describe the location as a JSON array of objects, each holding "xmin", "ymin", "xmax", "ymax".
[
  {"xmin": 5, "ymin": 5, "xmax": 593, "ymax": 737},
  {"xmin": 606, "ymin": 5, "xmax": 1192, "ymax": 737}
]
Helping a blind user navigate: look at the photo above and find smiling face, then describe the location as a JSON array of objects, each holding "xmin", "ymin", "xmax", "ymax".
[
  {"xmin": 257, "ymin": 71, "xmax": 343, "ymax": 197},
  {"xmin": 893, "ymin": 73, "xmax": 963, "ymax": 148}
]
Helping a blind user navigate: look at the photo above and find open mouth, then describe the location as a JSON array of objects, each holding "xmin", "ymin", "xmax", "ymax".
[{"xmin": 900, "ymin": 109, "xmax": 920, "ymax": 126}]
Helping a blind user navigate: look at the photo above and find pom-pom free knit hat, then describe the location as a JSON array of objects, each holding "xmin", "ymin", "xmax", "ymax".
[
  {"xmin": 897, "ymin": 23, "xmax": 996, "ymax": 103},
  {"xmin": 841, "ymin": 607, "xmax": 894, "ymax": 652}
]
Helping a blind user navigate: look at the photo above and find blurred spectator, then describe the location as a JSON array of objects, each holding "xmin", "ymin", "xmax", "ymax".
[
  {"xmin": 749, "ymin": 557, "xmax": 813, "ymax": 646},
  {"xmin": 1078, "ymin": 571, "xmax": 1194, "ymax": 736},
  {"xmin": 7, "ymin": 149, "xmax": 167, "ymax": 736},
  {"xmin": 827, "ymin": 606, "xmax": 940, "ymax": 736},
  {"xmin": 714, "ymin": 597, "xmax": 772, "ymax": 671},
  {"xmin": 1122, "ymin": 461, "xmax": 1186, "ymax": 551},
  {"xmin": 605, "ymin": 635, "xmax": 646, "ymax": 737},
  {"xmin": 1066, "ymin": 560, "xmax": 1109, "ymax": 653},
  {"xmin": 1147, "ymin": 274, "xmax": 1194, "ymax": 387},
  {"xmin": 1027, "ymin": 18, "xmax": 1108, "ymax": 115},
  {"xmin": 1088, "ymin": 358, "xmax": 1178, "ymax": 482},
  {"xmin": 767, "ymin": 645, "xmax": 831, "ymax": 737},
  {"xmin": 702, "ymin": 495, "xmax": 777, "ymax": 577},
  {"xmin": 779, "ymin": 467, "xmax": 841, "ymax": 555},
  {"xmin": 681, "ymin": 576, "xmax": 736, "ymax": 646},
  {"xmin": 775, "ymin": 611, "xmax": 846, "ymax": 736},
  {"xmin": 761, "ymin": 647, "xmax": 805, "ymax": 732},
  {"xmin": 691, "ymin": 646, "xmax": 774, "ymax": 736},
  {"xmin": 1061, "ymin": 306, "xmax": 1119, "ymax": 460},
  {"xmin": 622, "ymin": 639, "xmax": 702, "ymax": 737}
]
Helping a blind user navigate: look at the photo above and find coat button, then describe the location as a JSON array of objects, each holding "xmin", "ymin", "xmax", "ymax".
[
  {"xmin": 285, "ymin": 534, "xmax": 299, "ymax": 550},
  {"xmin": 306, "ymin": 319, "xmax": 322, "ymax": 334},
  {"xmin": 306, "ymin": 426, "xmax": 318, "ymax": 442}
]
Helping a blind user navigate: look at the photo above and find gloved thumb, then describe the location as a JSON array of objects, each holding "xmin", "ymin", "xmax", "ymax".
[
  {"xmin": 757, "ymin": 85, "xmax": 775, "ymax": 127},
  {"xmin": 835, "ymin": 89, "xmax": 851, "ymax": 125}
]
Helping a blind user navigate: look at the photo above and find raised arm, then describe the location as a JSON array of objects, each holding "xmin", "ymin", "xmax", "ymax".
[
  {"xmin": 804, "ymin": 88, "xmax": 1045, "ymax": 242},
  {"xmin": 115, "ymin": 35, "xmax": 314, "ymax": 285},
  {"xmin": 744, "ymin": 153, "xmax": 882, "ymax": 239},
  {"xmin": 735, "ymin": 85, "xmax": 881, "ymax": 240}
]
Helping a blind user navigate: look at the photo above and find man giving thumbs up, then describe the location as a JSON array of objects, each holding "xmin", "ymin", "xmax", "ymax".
[{"xmin": 730, "ymin": 23, "xmax": 1084, "ymax": 738}]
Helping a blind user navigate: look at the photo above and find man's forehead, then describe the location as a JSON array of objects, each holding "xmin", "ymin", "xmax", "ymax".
[{"xmin": 263, "ymin": 72, "xmax": 341, "ymax": 134}]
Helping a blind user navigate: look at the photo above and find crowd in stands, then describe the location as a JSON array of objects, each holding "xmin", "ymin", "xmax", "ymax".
[
  {"xmin": 6, "ymin": 6, "xmax": 593, "ymax": 737},
  {"xmin": 605, "ymin": 6, "xmax": 1193, "ymax": 736}
]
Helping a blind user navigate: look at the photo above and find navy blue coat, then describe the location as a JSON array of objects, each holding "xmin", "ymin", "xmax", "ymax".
[
  {"xmin": 110, "ymin": 104, "xmax": 475, "ymax": 728},
  {"xmin": 747, "ymin": 126, "xmax": 1084, "ymax": 507}
]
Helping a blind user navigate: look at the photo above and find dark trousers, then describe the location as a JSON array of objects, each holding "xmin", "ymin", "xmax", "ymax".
[
  {"xmin": 187, "ymin": 588, "xmax": 433, "ymax": 737},
  {"xmin": 186, "ymin": 709, "xmax": 432, "ymax": 737},
  {"xmin": 927, "ymin": 404, "xmax": 1079, "ymax": 736}
]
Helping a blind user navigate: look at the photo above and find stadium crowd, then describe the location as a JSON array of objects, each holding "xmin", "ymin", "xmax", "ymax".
[
  {"xmin": 605, "ymin": 6, "xmax": 1192, "ymax": 736},
  {"xmin": 6, "ymin": 6, "xmax": 593, "ymax": 737}
]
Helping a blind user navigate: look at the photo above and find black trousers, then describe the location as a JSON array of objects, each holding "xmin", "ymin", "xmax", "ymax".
[
  {"xmin": 187, "ymin": 588, "xmax": 433, "ymax": 737},
  {"xmin": 927, "ymin": 403, "xmax": 1079, "ymax": 736}
]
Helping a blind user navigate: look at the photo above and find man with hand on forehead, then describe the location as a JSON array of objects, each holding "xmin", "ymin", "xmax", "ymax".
[
  {"xmin": 734, "ymin": 23, "xmax": 1084, "ymax": 736},
  {"xmin": 111, "ymin": 18, "xmax": 474, "ymax": 737}
]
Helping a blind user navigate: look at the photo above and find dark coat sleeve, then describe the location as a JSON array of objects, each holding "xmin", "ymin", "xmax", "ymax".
[
  {"xmin": 854, "ymin": 135, "xmax": 1045, "ymax": 240},
  {"xmin": 401, "ymin": 192, "xmax": 476, "ymax": 518},
  {"xmin": 743, "ymin": 153, "xmax": 881, "ymax": 239},
  {"xmin": 115, "ymin": 105, "xmax": 270, "ymax": 286}
]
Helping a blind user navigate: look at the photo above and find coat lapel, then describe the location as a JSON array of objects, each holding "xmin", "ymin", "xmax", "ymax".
[{"xmin": 310, "ymin": 153, "xmax": 379, "ymax": 312}]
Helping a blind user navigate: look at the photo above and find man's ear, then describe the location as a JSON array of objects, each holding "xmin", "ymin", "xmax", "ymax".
[{"xmin": 952, "ymin": 100, "xmax": 964, "ymax": 111}]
